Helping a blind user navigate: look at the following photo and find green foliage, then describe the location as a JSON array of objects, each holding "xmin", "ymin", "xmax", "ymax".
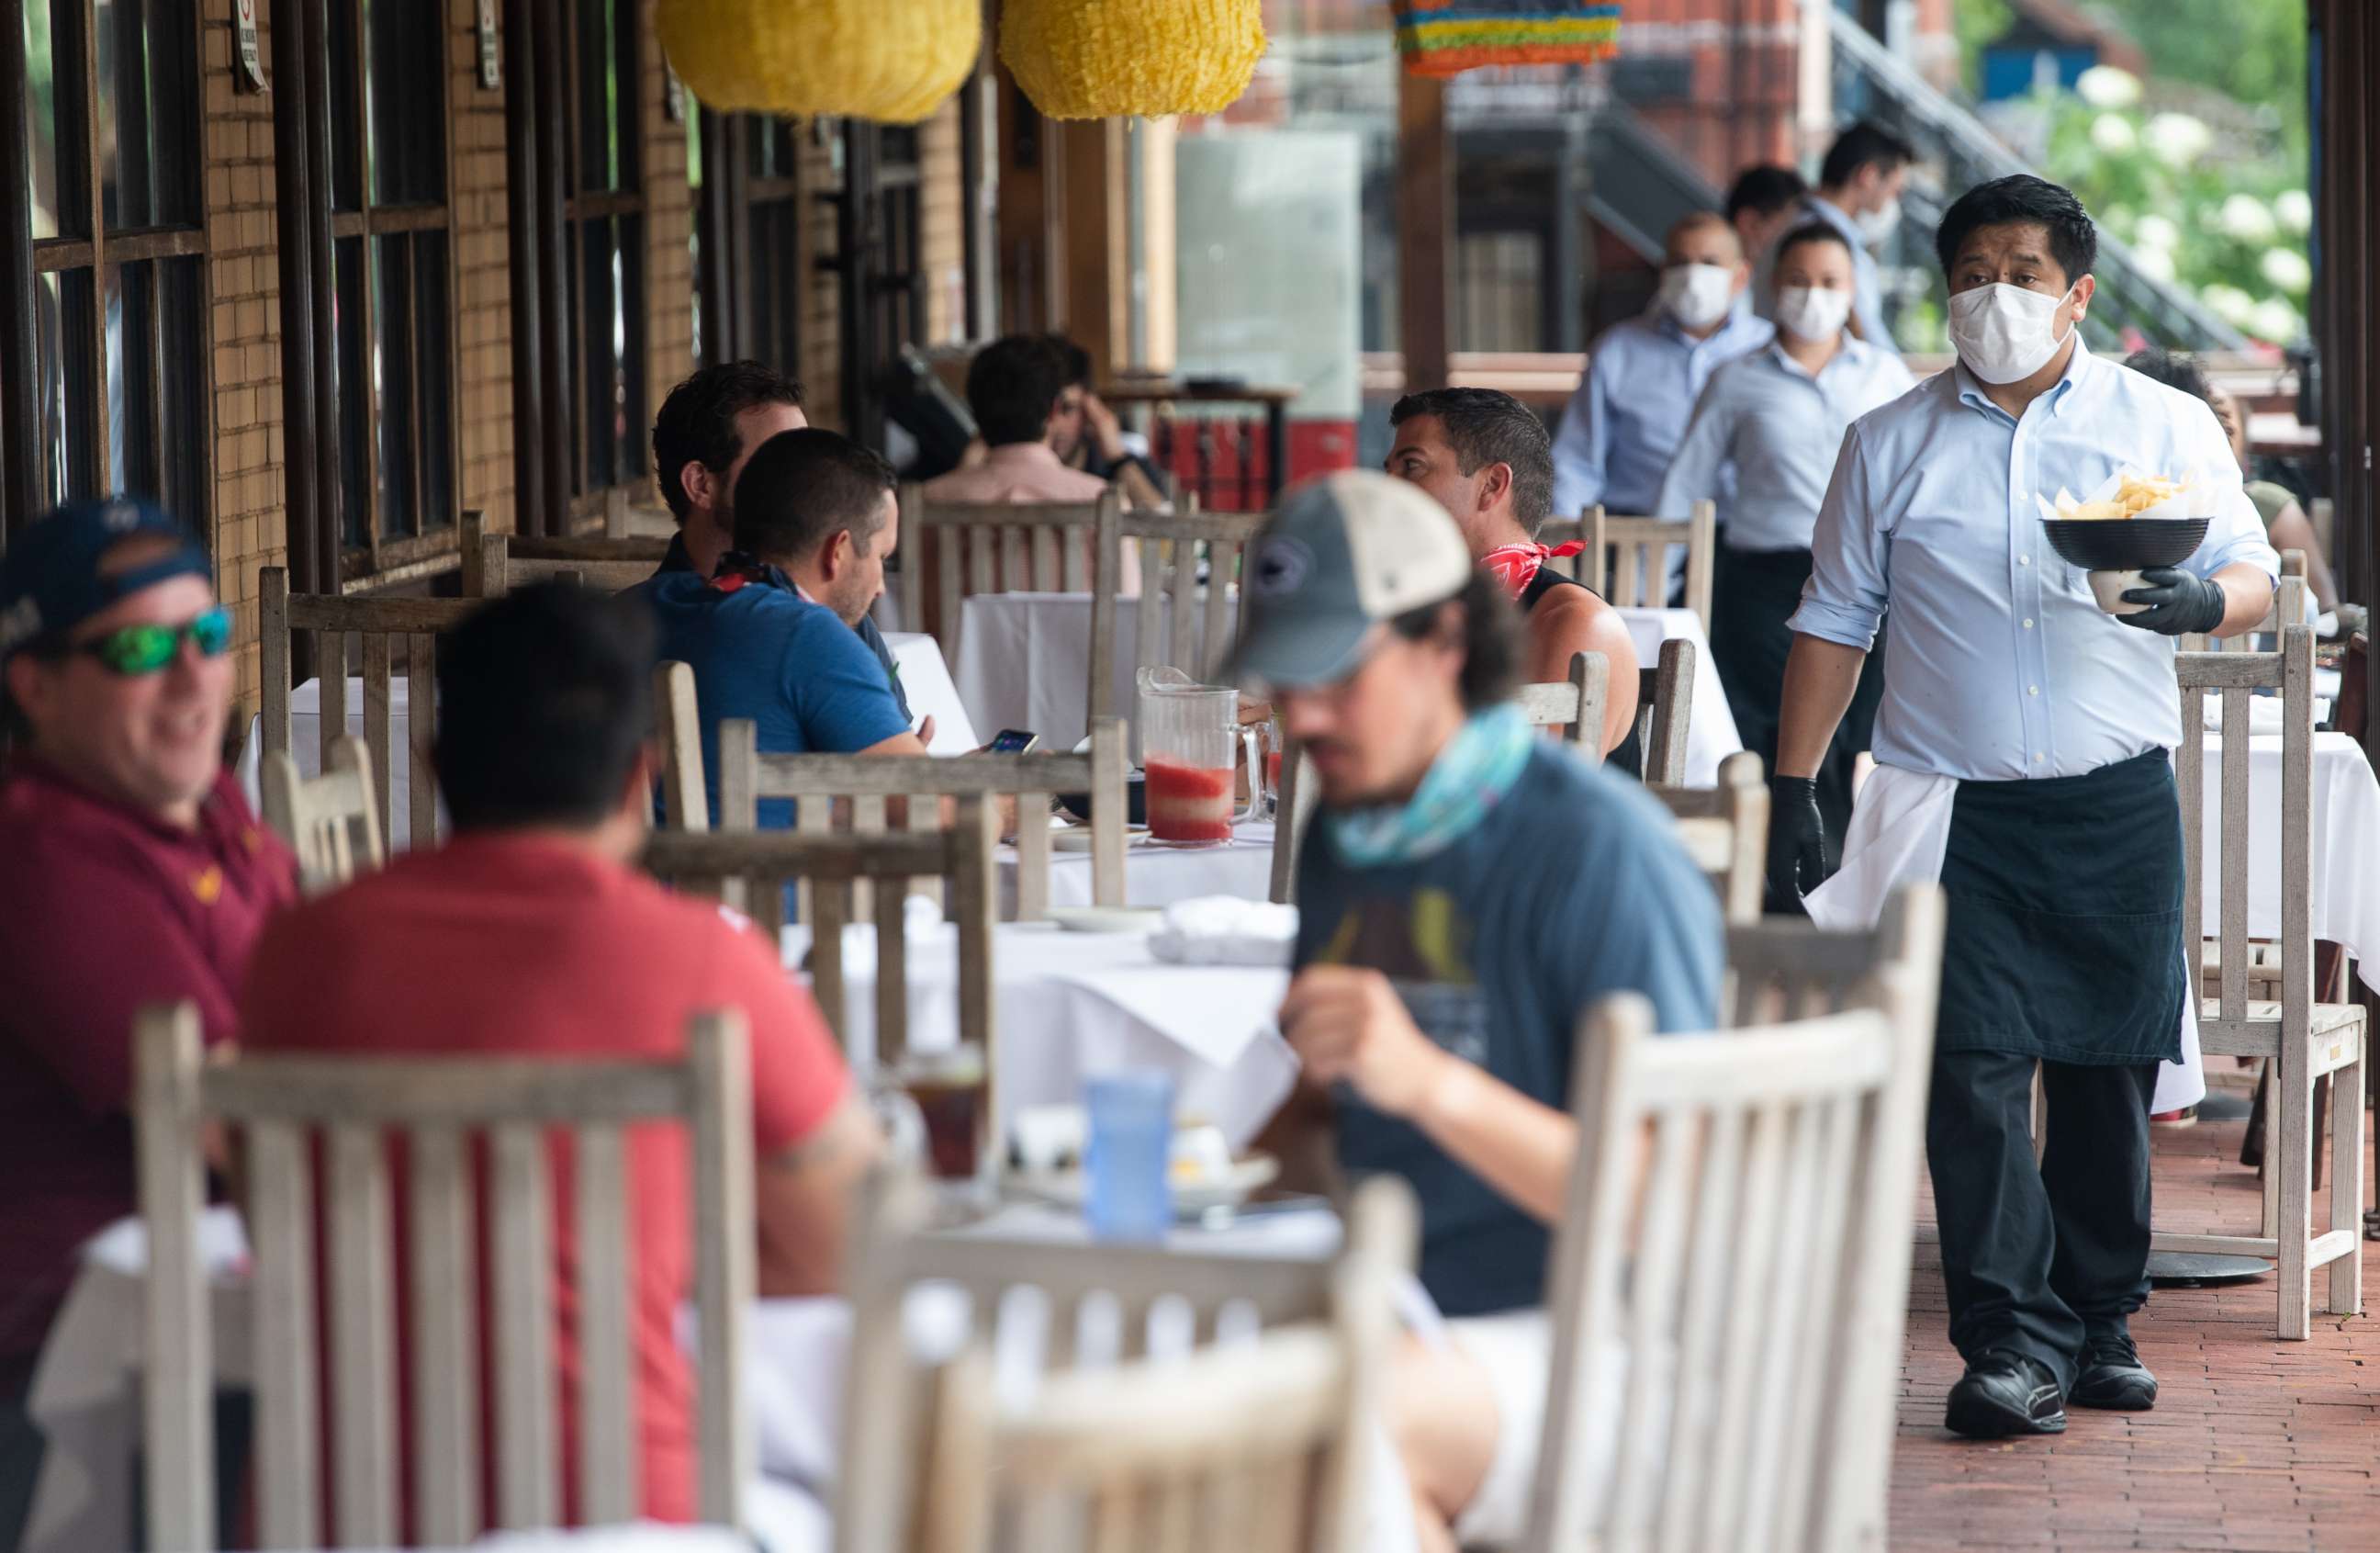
[
  {"xmin": 1952, "ymin": 0, "xmax": 2015, "ymax": 97},
  {"xmin": 2082, "ymin": 0, "xmax": 2308, "ymax": 164}
]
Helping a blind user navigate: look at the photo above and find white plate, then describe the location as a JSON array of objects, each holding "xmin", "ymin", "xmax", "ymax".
[
  {"xmin": 1016, "ymin": 1153, "xmax": 1282, "ymax": 1215},
  {"xmin": 1050, "ymin": 827, "xmax": 1149, "ymax": 853},
  {"xmin": 1045, "ymin": 905, "xmax": 1163, "ymax": 933}
]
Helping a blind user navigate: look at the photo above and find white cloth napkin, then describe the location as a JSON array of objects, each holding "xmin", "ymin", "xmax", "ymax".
[
  {"xmin": 2201, "ymin": 695, "xmax": 2288, "ymax": 736},
  {"xmin": 1146, "ymin": 895, "xmax": 1299, "ymax": 967}
]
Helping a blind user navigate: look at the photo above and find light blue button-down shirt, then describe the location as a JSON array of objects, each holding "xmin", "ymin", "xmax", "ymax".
[
  {"xmin": 1551, "ymin": 309, "xmax": 1774, "ymax": 519},
  {"xmin": 1654, "ymin": 336, "xmax": 1918, "ymax": 554},
  {"xmin": 1788, "ymin": 339, "xmax": 2279, "ymax": 782},
  {"xmin": 1757, "ymin": 195, "xmax": 1891, "ymax": 351}
]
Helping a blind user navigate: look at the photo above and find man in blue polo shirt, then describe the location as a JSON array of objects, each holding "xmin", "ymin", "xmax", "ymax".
[{"xmin": 646, "ymin": 429, "xmax": 925, "ymax": 827}]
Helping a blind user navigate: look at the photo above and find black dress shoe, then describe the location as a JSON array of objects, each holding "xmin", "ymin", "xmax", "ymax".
[
  {"xmin": 1945, "ymin": 1350, "xmax": 2067, "ymax": 1438},
  {"xmin": 2070, "ymin": 1332, "xmax": 2158, "ymax": 1411}
]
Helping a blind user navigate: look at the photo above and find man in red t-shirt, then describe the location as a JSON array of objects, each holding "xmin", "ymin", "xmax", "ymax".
[
  {"xmin": 0, "ymin": 500, "xmax": 298, "ymax": 1542},
  {"xmin": 241, "ymin": 581, "xmax": 874, "ymax": 1527}
]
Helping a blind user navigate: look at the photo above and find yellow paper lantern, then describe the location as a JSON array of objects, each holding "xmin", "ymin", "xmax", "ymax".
[
  {"xmin": 658, "ymin": 0, "xmax": 981, "ymax": 124},
  {"xmin": 1002, "ymin": 0, "xmax": 1267, "ymax": 120}
]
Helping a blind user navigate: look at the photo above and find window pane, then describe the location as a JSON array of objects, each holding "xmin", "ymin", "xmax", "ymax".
[
  {"xmin": 26, "ymin": 2, "xmax": 62, "ymax": 240},
  {"xmin": 577, "ymin": 215, "xmax": 619, "ymax": 490},
  {"xmin": 158, "ymin": 255, "xmax": 206, "ymax": 523},
  {"xmin": 616, "ymin": 214, "xmax": 646, "ymax": 486},
  {"xmin": 366, "ymin": 0, "xmax": 444, "ymax": 205},
  {"xmin": 41, "ymin": 269, "xmax": 101, "ymax": 502},
  {"xmin": 105, "ymin": 261, "xmax": 161, "ymax": 498},
  {"xmin": 99, "ymin": 0, "xmax": 201, "ymax": 231},
  {"xmin": 575, "ymin": 0, "xmax": 620, "ymax": 193},
  {"xmin": 372, "ymin": 233, "xmax": 415, "ymax": 540},
  {"xmin": 411, "ymin": 231, "xmax": 453, "ymax": 531},
  {"xmin": 334, "ymin": 234, "xmax": 371, "ymax": 549}
]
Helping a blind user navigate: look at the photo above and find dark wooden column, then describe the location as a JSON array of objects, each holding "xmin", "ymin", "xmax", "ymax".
[
  {"xmin": 2313, "ymin": 0, "xmax": 2376, "ymax": 767},
  {"xmin": 531, "ymin": 0, "xmax": 572, "ymax": 535},
  {"xmin": 1397, "ymin": 71, "xmax": 1454, "ymax": 395},
  {"xmin": 503, "ymin": 0, "xmax": 545, "ymax": 533},
  {"xmin": 0, "ymin": 6, "xmax": 42, "ymax": 537}
]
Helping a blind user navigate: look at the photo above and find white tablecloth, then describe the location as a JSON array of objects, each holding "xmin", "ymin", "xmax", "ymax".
[
  {"xmin": 784, "ymin": 918, "xmax": 1295, "ymax": 1150},
  {"xmin": 951, "ymin": 591, "xmax": 1236, "ymax": 755},
  {"xmin": 1004, "ymin": 820, "xmax": 1278, "ymax": 913},
  {"xmin": 237, "ymin": 676, "xmax": 444, "ymax": 850},
  {"xmin": 881, "ymin": 631, "xmax": 976, "ymax": 753},
  {"xmin": 1616, "ymin": 608, "xmax": 1743, "ymax": 789}
]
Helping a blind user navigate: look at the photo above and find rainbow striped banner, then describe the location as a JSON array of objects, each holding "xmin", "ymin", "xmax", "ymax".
[{"xmin": 1391, "ymin": 1, "xmax": 1622, "ymax": 75}]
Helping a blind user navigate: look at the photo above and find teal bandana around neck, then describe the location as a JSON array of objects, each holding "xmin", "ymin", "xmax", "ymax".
[{"xmin": 1326, "ymin": 703, "xmax": 1535, "ymax": 868}]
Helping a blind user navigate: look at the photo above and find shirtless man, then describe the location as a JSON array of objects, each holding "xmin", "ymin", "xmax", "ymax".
[{"xmin": 1386, "ymin": 387, "xmax": 1641, "ymax": 753}]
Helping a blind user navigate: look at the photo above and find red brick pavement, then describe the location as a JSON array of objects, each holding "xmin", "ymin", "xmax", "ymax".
[{"xmin": 1891, "ymin": 1101, "xmax": 2379, "ymax": 1552}]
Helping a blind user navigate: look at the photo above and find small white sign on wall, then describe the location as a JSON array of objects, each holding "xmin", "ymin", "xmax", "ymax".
[
  {"xmin": 477, "ymin": 0, "xmax": 501, "ymax": 90},
  {"xmin": 234, "ymin": 0, "xmax": 267, "ymax": 91}
]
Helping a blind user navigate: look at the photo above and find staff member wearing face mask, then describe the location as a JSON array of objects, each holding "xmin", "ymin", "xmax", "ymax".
[
  {"xmin": 1550, "ymin": 212, "xmax": 1772, "ymax": 527},
  {"xmin": 1770, "ymin": 175, "xmax": 2278, "ymax": 1442},
  {"xmin": 1755, "ymin": 120, "xmax": 1914, "ymax": 351},
  {"xmin": 1654, "ymin": 221, "xmax": 1914, "ymax": 866}
]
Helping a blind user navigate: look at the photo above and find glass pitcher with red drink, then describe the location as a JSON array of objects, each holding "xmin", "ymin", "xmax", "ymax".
[{"xmin": 1137, "ymin": 666, "xmax": 1263, "ymax": 845}]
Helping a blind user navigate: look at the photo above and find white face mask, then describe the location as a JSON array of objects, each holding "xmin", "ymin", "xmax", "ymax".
[
  {"xmin": 1948, "ymin": 280, "xmax": 2078, "ymax": 385},
  {"xmin": 1659, "ymin": 263, "xmax": 1736, "ymax": 330},
  {"xmin": 1775, "ymin": 285, "xmax": 1853, "ymax": 344},
  {"xmin": 1856, "ymin": 196, "xmax": 1902, "ymax": 247}
]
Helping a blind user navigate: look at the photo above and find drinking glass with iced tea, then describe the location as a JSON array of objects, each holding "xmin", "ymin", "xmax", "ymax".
[
  {"xmin": 900, "ymin": 1044, "xmax": 988, "ymax": 1182},
  {"xmin": 1137, "ymin": 667, "xmax": 1262, "ymax": 846}
]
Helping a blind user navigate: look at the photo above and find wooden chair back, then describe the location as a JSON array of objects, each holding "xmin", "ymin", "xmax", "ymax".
[
  {"xmin": 2186, "ymin": 554, "xmax": 2306, "ymax": 651},
  {"xmin": 896, "ymin": 486, "xmax": 1125, "ymax": 720},
  {"xmin": 261, "ymin": 736, "xmax": 387, "ymax": 894},
  {"xmin": 1721, "ymin": 883, "xmax": 1947, "ymax": 1029},
  {"xmin": 835, "ymin": 1171, "xmax": 1416, "ymax": 1553},
  {"xmin": 1528, "ymin": 960, "xmax": 1939, "ymax": 1553},
  {"xmin": 1516, "ymin": 650, "xmax": 1611, "ymax": 756},
  {"xmin": 1632, "ymin": 636, "xmax": 1696, "ymax": 787},
  {"xmin": 459, "ymin": 512, "xmax": 670, "ymax": 595},
  {"xmin": 1122, "ymin": 507, "xmax": 1266, "ymax": 683},
  {"xmin": 642, "ymin": 816, "xmax": 998, "ymax": 1075},
  {"xmin": 713, "ymin": 717, "xmax": 1128, "ymax": 924},
  {"xmin": 654, "ymin": 660, "xmax": 710, "ymax": 832},
  {"xmin": 1269, "ymin": 737, "xmax": 1318, "ymax": 906},
  {"xmin": 134, "ymin": 1004, "xmax": 755, "ymax": 1552},
  {"xmin": 259, "ymin": 567, "xmax": 477, "ymax": 853},
  {"xmin": 2164, "ymin": 609, "xmax": 2365, "ymax": 1334},
  {"xmin": 1538, "ymin": 501, "xmax": 1715, "ymax": 628},
  {"xmin": 1649, "ymin": 749, "xmax": 1768, "ymax": 924}
]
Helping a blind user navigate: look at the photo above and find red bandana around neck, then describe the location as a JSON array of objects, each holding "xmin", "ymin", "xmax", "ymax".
[{"xmin": 1480, "ymin": 540, "xmax": 1588, "ymax": 598}]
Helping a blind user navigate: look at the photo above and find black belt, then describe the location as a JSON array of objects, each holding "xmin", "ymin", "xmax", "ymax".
[{"xmin": 1935, "ymin": 748, "xmax": 2186, "ymax": 1064}]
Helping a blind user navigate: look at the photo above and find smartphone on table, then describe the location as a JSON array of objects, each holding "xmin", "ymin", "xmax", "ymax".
[{"xmin": 985, "ymin": 728, "xmax": 1040, "ymax": 755}]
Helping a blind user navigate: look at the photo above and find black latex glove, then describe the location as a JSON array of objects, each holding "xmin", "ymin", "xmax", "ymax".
[
  {"xmin": 1764, "ymin": 774, "xmax": 1827, "ymax": 917},
  {"xmin": 2118, "ymin": 566, "xmax": 2229, "ymax": 636}
]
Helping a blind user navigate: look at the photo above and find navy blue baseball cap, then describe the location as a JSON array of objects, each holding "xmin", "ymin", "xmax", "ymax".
[{"xmin": 0, "ymin": 498, "xmax": 213, "ymax": 662}]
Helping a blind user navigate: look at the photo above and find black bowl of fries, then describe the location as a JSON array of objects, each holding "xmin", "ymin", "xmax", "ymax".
[{"xmin": 2038, "ymin": 515, "xmax": 2211, "ymax": 573}]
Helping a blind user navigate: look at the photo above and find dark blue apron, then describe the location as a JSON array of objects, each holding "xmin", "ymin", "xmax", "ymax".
[{"xmin": 1936, "ymin": 748, "xmax": 2186, "ymax": 1065}]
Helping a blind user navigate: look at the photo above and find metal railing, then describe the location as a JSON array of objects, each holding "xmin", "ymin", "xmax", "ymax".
[{"xmin": 1827, "ymin": 12, "xmax": 2248, "ymax": 353}]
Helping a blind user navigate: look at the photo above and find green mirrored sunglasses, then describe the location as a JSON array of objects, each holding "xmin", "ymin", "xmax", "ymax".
[{"xmin": 67, "ymin": 606, "xmax": 233, "ymax": 675}]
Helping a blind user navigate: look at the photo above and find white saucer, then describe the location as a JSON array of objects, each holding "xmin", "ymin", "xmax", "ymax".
[
  {"xmin": 1045, "ymin": 905, "xmax": 1163, "ymax": 933},
  {"xmin": 1015, "ymin": 1153, "xmax": 1282, "ymax": 1215}
]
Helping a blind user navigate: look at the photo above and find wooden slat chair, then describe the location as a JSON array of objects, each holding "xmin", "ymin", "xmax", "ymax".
[
  {"xmin": 259, "ymin": 567, "xmax": 477, "ymax": 854},
  {"xmin": 642, "ymin": 816, "xmax": 998, "ymax": 1076},
  {"xmin": 260, "ymin": 735, "xmax": 386, "ymax": 895},
  {"xmin": 895, "ymin": 486, "xmax": 1126, "ymax": 722},
  {"xmin": 1720, "ymin": 883, "xmax": 1947, "ymax": 1030},
  {"xmin": 2184, "ymin": 550, "xmax": 2307, "ymax": 653},
  {"xmin": 655, "ymin": 660, "xmax": 710, "ymax": 832},
  {"xmin": 1631, "ymin": 636, "xmax": 1697, "ymax": 787},
  {"xmin": 1649, "ymin": 749, "xmax": 1769, "ymax": 925},
  {"xmin": 134, "ymin": 1004, "xmax": 756, "ymax": 1552},
  {"xmin": 458, "ymin": 512, "xmax": 670, "ymax": 596},
  {"xmin": 833, "ymin": 1168, "xmax": 1416, "ymax": 1553},
  {"xmin": 1122, "ymin": 507, "xmax": 1266, "ymax": 682},
  {"xmin": 712, "ymin": 716, "xmax": 1129, "ymax": 925},
  {"xmin": 2153, "ymin": 619, "xmax": 2365, "ymax": 1338},
  {"xmin": 1527, "ymin": 951, "xmax": 1940, "ymax": 1553},
  {"xmin": 1516, "ymin": 650, "xmax": 1611, "ymax": 757},
  {"xmin": 1268, "ymin": 737, "xmax": 1318, "ymax": 906},
  {"xmin": 1538, "ymin": 501, "xmax": 1717, "ymax": 630}
]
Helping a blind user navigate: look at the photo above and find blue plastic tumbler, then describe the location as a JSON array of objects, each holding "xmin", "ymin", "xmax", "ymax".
[{"xmin": 1084, "ymin": 1070, "xmax": 1176, "ymax": 1243}]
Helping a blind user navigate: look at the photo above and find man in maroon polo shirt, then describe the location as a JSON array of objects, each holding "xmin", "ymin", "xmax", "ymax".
[{"xmin": 0, "ymin": 500, "xmax": 296, "ymax": 1541}]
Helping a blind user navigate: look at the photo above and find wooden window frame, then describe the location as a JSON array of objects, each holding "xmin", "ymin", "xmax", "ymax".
[
  {"xmin": 22, "ymin": 0, "xmax": 213, "ymax": 533},
  {"xmin": 692, "ymin": 110, "xmax": 803, "ymax": 374},
  {"xmin": 327, "ymin": 0, "xmax": 463, "ymax": 587},
  {"xmin": 562, "ymin": 0, "xmax": 646, "ymax": 529}
]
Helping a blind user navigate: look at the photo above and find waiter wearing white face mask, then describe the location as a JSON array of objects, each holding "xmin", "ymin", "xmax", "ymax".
[
  {"xmin": 1754, "ymin": 119, "xmax": 1914, "ymax": 351},
  {"xmin": 1654, "ymin": 220, "xmax": 1915, "ymax": 859},
  {"xmin": 1551, "ymin": 212, "xmax": 1773, "ymax": 530},
  {"xmin": 1769, "ymin": 175, "xmax": 2278, "ymax": 1443}
]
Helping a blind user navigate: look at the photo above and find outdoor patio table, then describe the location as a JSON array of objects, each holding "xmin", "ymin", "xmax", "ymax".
[{"xmin": 781, "ymin": 917, "xmax": 1296, "ymax": 1152}]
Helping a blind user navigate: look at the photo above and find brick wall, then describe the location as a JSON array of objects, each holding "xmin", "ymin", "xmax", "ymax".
[
  {"xmin": 642, "ymin": 0, "xmax": 695, "ymax": 502},
  {"xmin": 801, "ymin": 128, "xmax": 845, "ymax": 430},
  {"xmin": 201, "ymin": 0, "xmax": 286, "ymax": 720},
  {"xmin": 450, "ymin": 0, "xmax": 515, "ymax": 533},
  {"xmin": 921, "ymin": 97, "xmax": 966, "ymax": 346}
]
